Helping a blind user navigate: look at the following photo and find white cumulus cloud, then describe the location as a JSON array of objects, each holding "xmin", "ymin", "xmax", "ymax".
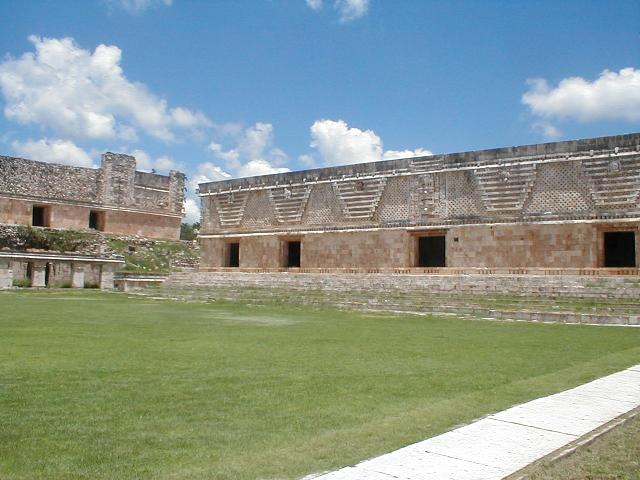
[
  {"xmin": 12, "ymin": 138, "xmax": 94, "ymax": 168},
  {"xmin": 189, "ymin": 161, "xmax": 232, "ymax": 192},
  {"xmin": 107, "ymin": 0, "xmax": 173, "ymax": 14},
  {"xmin": 238, "ymin": 159, "xmax": 289, "ymax": 178},
  {"xmin": 310, "ymin": 119, "xmax": 382, "ymax": 166},
  {"xmin": 307, "ymin": 119, "xmax": 432, "ymax": 167},
  {"xmin": 335, "ymin": 0, "xmax": 369, "ymax": 22},
  {"xmin": 383, "ymin": 148, "xmax": 433, "ymax": 160},
  {"xmin": 129, "ymin": 149, "xmax": 183, "ymax": 173},
  {"xmin": 207, "ymin": 122, "xmax": 290, "ymax": 178},
  {"xmin": 531, "ymin": 121, "xmax": 563, "ymax": 140},
  {"xmin": 522, "ymin": 67, "xmax": 640, "ymax": 123},
  {"xmin": 0, "ymin": 35, "xmax": 212, "ymax": 143},
  {"xmin": 306, "ymin": 0, "xmax": 323, "ymax": 11},
  {"xmin": 306, "ymin": 0, "xmax": 369, "ymax": 22},
  {"xmin": 183, "ymin": 197, "xmax": 201, "ymax": 224}
]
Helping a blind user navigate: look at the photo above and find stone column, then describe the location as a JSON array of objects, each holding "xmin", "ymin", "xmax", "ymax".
[
  {"xmin": 99, "ymin": 265, "xmax": 115, "ymax": 289},
  {"xmin": 0, "ymin": 260, "xmax": 12, "ymax": 289},
  {"xmin": 71, "ymin": 263, "xmax": 85, "ymax": 288},
  {"xmin": 31, "ymin": 262, "xmax": 46, "ymax": 288}
]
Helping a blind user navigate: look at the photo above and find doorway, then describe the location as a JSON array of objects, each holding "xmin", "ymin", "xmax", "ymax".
[
  {"xmin": 89, "ymin": 210, "xmax": 105, "ymax": 231},
  {"xmin": 417, "ymin": 235, "xmax": 446, "ymax": 267},
  {"xmin": 45, "ymin": 263, "xmax": 53, "ymax": 286},
  {"xmin": 286, "ymin": 241, "xmax": 301, "ymax": 268},
  {"xmin": 225, "ymin": 242, "xmax": 240, "ymax": 267},
  {"xmin": 32, "ymin": 205, "xmax": 50, "ymax": 227},
  {"xmin": 604, "ymin": 231, "xmax": 636, "ymax": 267}
]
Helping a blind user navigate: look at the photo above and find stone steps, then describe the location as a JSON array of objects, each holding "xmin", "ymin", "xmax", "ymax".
[
  {"xmin": 159, "ymin": 274, "xmax": 640, "ymax": 325},
  {"xmin": 164, "ymin": 271, "xmax": 640, "ymax": 299}
]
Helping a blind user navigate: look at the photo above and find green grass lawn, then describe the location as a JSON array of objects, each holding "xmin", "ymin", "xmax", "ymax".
[
  {"xmin": 527, "ymin": 414, "xmax": 640, "ymax": 479},
  {"xmin": 1, "ymin": 290, "xmax": 639, "ymax": 480}
]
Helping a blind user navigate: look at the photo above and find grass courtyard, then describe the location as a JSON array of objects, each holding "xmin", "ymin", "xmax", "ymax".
[{"xmin": 1, "ymin": 290, "xmax": 640, "ymax": 479}]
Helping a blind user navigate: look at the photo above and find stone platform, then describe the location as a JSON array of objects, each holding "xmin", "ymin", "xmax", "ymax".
[{"xmin": 162, "ymin": 271, "xmax": 640, "ymax": 325}]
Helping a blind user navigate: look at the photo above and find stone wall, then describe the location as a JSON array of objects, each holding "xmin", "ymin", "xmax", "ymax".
[
  {"xmin": 0, "ymin": 152, "xmax": 185, "ymax": 239},
  {"xmin": 0, "ymin": 156, "xmax": 100, "ymax": 203},
  {"xmin": 199, "ymin": 137, "xmax": 640, "ymax": 235},
  {"xmin": 198, "ymin": 133, "xmax": 640, "ymax": 270},
  {"xmin": 199, "ymin": 221, "xmax": 639, "ymax": 270},
  {"xmin": 9, "ymin": 259, "xmax": 102, "ymax": 287}
]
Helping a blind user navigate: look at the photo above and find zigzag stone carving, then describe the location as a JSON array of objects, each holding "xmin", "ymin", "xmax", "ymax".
[
  {"xmin": 474, "ymin": 164, "xmax": 537, "ymax": 212},
  {"xmin": 268, "ymin": 185, "xmax": 311, "ymax": 223},
  {"xmin": 213, "ymin": 191, "xmax": 249, "ymax": 227},
  {"xmin": 333, "ymin": 177, "xmax": 387, "ymax": 220},
  {"xmin": 581, "ymin": 154, "xmax": 640, "ymax": 207}
]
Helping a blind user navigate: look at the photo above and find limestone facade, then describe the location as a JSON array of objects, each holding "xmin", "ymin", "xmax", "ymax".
[
  {"xmin": 0, "ymin": 152, "xmax": 185, "ymax": 239},
  {"xmin": 198, "ymin": 133, "xmax": 640, "ymax": 272}
]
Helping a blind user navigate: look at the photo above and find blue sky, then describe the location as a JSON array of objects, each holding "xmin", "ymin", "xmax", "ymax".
[{"xmin": 0, "ymin": 0, "xmax": 639, "ymax": 221}]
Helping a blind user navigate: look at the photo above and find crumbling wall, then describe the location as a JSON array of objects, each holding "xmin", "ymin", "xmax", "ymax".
[{"xmin": 0, "ymin": 156, "xmax": 100, "ymax": 203}]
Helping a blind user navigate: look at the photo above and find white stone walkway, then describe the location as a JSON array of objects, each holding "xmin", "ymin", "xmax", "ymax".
[{"xmin": 309, "ymin": 365, "xmax": 640, "ymax": 480}]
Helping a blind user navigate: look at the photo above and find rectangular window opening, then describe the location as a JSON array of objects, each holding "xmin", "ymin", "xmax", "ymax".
[
  {"xmin": 225, "ymin": 242, "xmax": 240, "ymax": 268},
  {"xmin": 32, "ymin": 205, "xmax": 50, "ymax": 227},
  {"xmin": 286, "ymin": 241, "xmax": 301, "ymax": 268},
  {"xmin": 417, "ymin": 235, "xmax": 446, "ymax": 267},
  {"xmin": 89, "ymin": 210, "xmax": 105, "ymax": 231},
  {"xmin": 604, "ymin": 231, "xmax": 636, "ymax": 267}
]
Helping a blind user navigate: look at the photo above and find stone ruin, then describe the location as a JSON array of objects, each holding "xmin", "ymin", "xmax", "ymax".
[
  {"xmin": 197, "ymin": 133, "xmax": 639, "ymax": 274},
  {"xmin": 0, "ymin": 152, "xmax": 185, "ymax": 240},
  {"xmin": 0, "ymin": 152, "xmax": 187, "ymax": 289}
]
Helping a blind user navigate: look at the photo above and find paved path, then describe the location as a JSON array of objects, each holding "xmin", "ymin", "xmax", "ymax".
[{"xmin": 309, "ymin": 365, "xmax": 640, "ymax": 480}]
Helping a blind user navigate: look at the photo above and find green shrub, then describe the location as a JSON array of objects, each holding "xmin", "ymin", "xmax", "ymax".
[
  {"xmin": 84, "ymin": 282, "xmax": 100, "ymax": 289},
  {"xmin": 12, "ymin": 278, "xmax": 31, "ymax": 288},
  {"xmin": 14, "ymin": 226, "xmax": 93, "ymax": 252}
]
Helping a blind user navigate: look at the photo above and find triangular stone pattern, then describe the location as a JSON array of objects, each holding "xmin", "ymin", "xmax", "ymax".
[
  {"xmin": 474, "ymin": 164, "xmax": 537, "ymax": 212},
  {"xmin": 410, "ymin": 156, "xmax": 444, "ymax": 173},
  {"xmin": 213, "ymin": 191, "xmax": 249, "ymax": 227},
  {"xmin": 268, "ymin": 185, "xmax": 311, "ymax": 223},
  {"xmin": 581, "ymin": 154, "xmax": 640, "ymax": 208},
  {"xmin": 333, "ymin": 177, "xmax": 387, "ymax": 220}
]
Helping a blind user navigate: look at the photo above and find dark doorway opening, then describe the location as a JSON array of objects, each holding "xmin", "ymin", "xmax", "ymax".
[
  {"xmin": 45, "ymin": 263, "xmax": 53, "ymax": 287},
  {"xmin": 286, "ymin": 241, "xmax": 301, "ymax": 268},
  {"xmin": 417, "ymin": 235, "xmax": 446, "ymax": 267},
  {"xmin": 226, "ymin": 242, "xmax": 240, "ymax": 268},
  {"xmin": 32, "ymin": 205, "xmax": 49, "ymax": 227},
  {"xmin": 26, "ymin": 262, "xmax": 33, "ymax": 286},
  {"xmin": 89, "ymin": 210, "xmax": 105, "ymax": 231},
  {"xmin": 604, "ymin": 231, "xmax": 636, "ymax": 267}
]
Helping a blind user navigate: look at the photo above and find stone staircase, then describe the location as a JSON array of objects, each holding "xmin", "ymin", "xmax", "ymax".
[
  {"xmin": 160, "ymin": 271, "xmax": 640, "ymax": 325},
  {"xmin": 164, "ymin": 271, "xmax": 640, "ymax": 299}
]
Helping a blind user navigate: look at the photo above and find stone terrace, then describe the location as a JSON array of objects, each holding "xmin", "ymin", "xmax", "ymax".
[{"xmin": 162, "ymin": 271, "xmax": 640, "ymax": 326}]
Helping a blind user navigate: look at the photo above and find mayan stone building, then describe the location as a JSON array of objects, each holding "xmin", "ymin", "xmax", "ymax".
[
  {"xmin": 0, "ymin": 152, "xmax": 185, "ymax": 240},
  {"xmin": 198, "ymin": 133, "xmax": 640, "ymax": 273}
]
